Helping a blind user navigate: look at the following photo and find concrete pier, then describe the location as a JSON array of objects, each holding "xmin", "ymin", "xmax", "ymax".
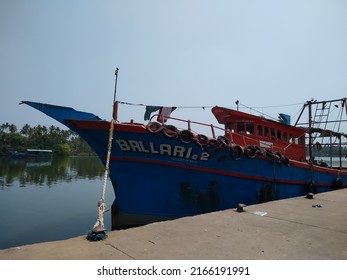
[{"xmin": 1, "ymin": 189, "xmax": 346, "ymax": 260}]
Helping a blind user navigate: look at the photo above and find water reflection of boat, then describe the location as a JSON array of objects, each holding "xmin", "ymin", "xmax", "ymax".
[
  {"xmin": 9, "ymin": 149, "xmax": 53, "ymax": 160},
  {"xmin": 21, "ymin": 97, "xmax": 347, "ymax": 230}
]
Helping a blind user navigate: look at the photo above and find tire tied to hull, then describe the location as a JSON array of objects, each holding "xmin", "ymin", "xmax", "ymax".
[
  {"xmin": 195, "ymin": 134, "xmax": 209, "ymax": 146},
  {"xmin": 244, "ymin": 145, "xmax": 257, "ymax": 159},
  {"xmin": 147, "ymin": 121, "xmax": 163, "ymax": 134},
  {"xmin": 179, "ymin": 129, "xmax": 194, "ymax": 143},
  {"xmin": 205, "ymin": 138, "xmax": 221, "ymax": 155},
  {"xmin": 217, "ymin": 135, "xmax": 232, "ymax": 149},
  {"xmin": 244, "ymin": 145, "xmax": 291, "ymax": 166},
  {"xmin": 230, "ymin": 144, "xmax": 243, "ymax": 160},
  {"xmin": 163, "ymin": 124, "xmax": 179, "ymax": 138}
]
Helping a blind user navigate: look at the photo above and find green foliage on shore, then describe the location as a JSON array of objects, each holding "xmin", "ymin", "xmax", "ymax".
[{"xmin": 0, "ymin": 122, "xmax": 95, "ymax": 156}]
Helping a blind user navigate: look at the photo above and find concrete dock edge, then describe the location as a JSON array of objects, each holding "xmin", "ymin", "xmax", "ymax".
[{"xmin": 1, "ymin": 189, "xmax": 346, "ymax": 260}]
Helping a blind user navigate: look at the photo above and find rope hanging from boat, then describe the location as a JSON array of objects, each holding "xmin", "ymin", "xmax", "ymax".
[
  {"xmin": 87, "ymin": 68, "xmax": 119, "ymax": 241},
  {"xmin": 86, "ymin": 118, "xmax": 115, "ymax": 241}
]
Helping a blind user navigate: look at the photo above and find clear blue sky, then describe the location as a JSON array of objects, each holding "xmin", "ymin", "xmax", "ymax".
[{"xmin": 1, "ymin": 0, "xmax": 347, "ymax": 130}]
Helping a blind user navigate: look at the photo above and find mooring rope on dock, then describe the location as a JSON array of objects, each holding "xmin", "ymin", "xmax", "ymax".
[
  {"xmin": 87, "ymin": 118, "xmax": 115, "ymax": 241},
  {"xmin": 87, "ymin": 68, "xmax": 119, "ymax": 241}
]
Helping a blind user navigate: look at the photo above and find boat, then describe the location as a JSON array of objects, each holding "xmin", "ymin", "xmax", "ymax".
[
  {"xmin": 20, "ymin": 77, "xmax": 347, "ymax": 230},
  {"xmin": 9, "ymin": 149, "xmax": 53, "ymax": 160}
]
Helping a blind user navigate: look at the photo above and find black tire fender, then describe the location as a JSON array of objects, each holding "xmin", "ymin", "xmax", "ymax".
[
  {"xmin": 205, "ymin": 138, "xmax": 221, "ymax": 155},
  {"xmin": 146, "ymin": 122, "xmax": 163, "ymax": 134},
  {"xmin": 230, "ymin": 144, "xmax": 243, "ymax": 160},
  {"xmin": 163, "ymin": 124, "xmax": 178, "ymax": 138},
  {"xmin": 179, "ymin": 129, "xmax": 194, "ymax": 143},
  {"xmin": 195, "ymin": 134, "xmax": 209, "ymax": 146},
  {"xmin": 244, "ymin": 145, "xmax": 257, "ymax": 159},
  {"xmin": 217, "ymin": 135, "xmax": 232, "ymax": 149}
]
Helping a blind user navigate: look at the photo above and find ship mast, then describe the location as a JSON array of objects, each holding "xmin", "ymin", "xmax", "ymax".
[
  {"xmin": 295, "ymin": 97, "xmax": 347, "ymax": 168},
  {"xmin": 112, "ymin": 68, "xmax": 119, "ymax": 120},
  {"xmin": 308, "ymin": 100, "xmax": 314, "ymax": 162}
]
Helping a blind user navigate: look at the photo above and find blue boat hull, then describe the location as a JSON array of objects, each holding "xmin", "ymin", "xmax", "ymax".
[
  {"xmin": 21, "ymin": 101, "xmax": 346, "ymax": 229},
  {"xmin": 107, "ymin": 129, "xmax": 340, "ymax": 228}
]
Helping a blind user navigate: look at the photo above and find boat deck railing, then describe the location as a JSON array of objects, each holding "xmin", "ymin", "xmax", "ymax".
[
  {"xmin": 149, "ymin": 113, "xmax": 305, "ymax": 149},
  {"xmin": 148, "ymin": 113, "xmax": 347, "ymax": 169},
  {"xmin": 149, "ymin": 114, "xmax": 227, "ymax": 139}
]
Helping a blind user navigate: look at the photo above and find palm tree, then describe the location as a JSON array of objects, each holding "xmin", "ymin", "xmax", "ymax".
[
  {"xmin": 20, "ymin": 124, "xmax": 31, "ymax": 137},
  {"xmin": 9, "ymin": 124, "xmax": 17, "ymax": 133}
]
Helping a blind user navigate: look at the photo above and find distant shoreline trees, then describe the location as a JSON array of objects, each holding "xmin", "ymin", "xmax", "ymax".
[{"xmin": 0, "ymin": 122, "xmax": 95, "ymax": 156}]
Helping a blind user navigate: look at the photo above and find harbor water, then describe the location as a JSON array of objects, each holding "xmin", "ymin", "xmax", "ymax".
[
  {"xmin": 0, "ymin": 156, "xmax": 114, "ymax": 249},
  {"xmin": 0, "ymin": 155, "xmax": 345, "ymax": 250}
]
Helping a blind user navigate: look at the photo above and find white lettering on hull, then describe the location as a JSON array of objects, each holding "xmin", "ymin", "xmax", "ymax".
[{"xmin": 115, "ymin": 139, "xmax": 209, "ymax": 161}]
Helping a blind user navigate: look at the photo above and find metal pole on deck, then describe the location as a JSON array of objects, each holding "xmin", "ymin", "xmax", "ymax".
[
  {"xmin": 308, "ymin": 100, "xmax": 313, "ymax": 162},
  {"xmin": 113, "ymin": 68, "xmax": 119, "ymax": 120}
]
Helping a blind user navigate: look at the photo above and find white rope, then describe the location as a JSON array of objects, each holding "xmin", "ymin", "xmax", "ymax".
[{"xmin": 93, "ymin": 118, "xmax": 115, "ymax": 231}]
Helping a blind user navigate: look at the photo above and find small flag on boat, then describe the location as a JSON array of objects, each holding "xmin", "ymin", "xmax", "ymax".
[
  {"xmin": 144, "ymin": 106, "xmax": 161, "ymax": 120},
  {"xmin": 157, "ymin": 107, "xmax": 177, "ymax": 122}
]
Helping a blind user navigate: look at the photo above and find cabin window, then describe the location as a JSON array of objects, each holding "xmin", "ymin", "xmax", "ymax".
[
  {"xmin": 289, "ymin": 133, "xmax": 293, "ymax": 144},
  {"xmin": 237, "ymin": 122, "xmax": 245, "ymax": 133},
  {"xmin": 299, "ymin": 135, "xmax": 305, "ymax": 145},
  {"xmin": 246, "ymin": 123, "xmax": 254, "ymax": 135},
  {"xmin": 283, "ymin": 132, "xmax": 288, "ymax": 142},
  {"xmin": 271, "ymin": 128, "xmax": 276, "ymax": 139},
  {"xmin": 226, "ymin": 122, "xmax": 234, "ymax": 132},
  {"xmin": 264, "ymin": 126, "xmax": 269, "ymax": 137},
  {"xmin": 258, "ymin": 125, "xmax": 263, "ymax": 136},
  {"xmin": 294, "ymin": 135, "xmax": 299, "ymax": 144},
  {"xmin": 277, "ymin": 130, "xmax": 282, "ymax": 140}
]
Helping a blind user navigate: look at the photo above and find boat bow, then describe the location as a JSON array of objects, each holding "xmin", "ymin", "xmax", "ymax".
[{"xmin": 20, "ymin": 101, "xmax": 102, "ymax": 129}]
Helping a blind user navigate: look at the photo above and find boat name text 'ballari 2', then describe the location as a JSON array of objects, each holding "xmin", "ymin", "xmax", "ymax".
[{"xmin": 116, "ymin": 139, "xmax": 210, "ymax": 161}]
